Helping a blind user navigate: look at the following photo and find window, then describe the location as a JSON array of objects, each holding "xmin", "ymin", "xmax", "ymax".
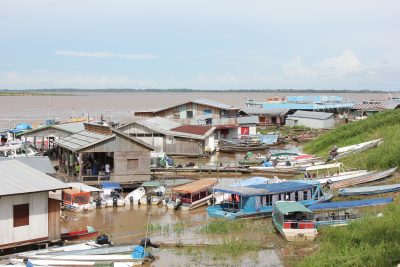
[
  {"xmin": 263, "ymin": 195, "xmax": 273, "ymax": 206},
  {"xmin": 186, "ymin": 110, "xmax": 193, "ymax": 118},
  {"xmin": 127, "ymin": 159, "xmax": 139, "ymax": 171},
  {"xmin": 203, "ymin": 109, "xmax": 212, "ymax": 115},
  {"xmin": 13, "ymin": 204, "xmax": 29, "ymax": 227},
  {"xmin": 295, "ymin": 191, "xmax": 299, "ymax": 201},
  {"xmin": 303, "ymin": 190, "xmax": 308, "ymax": 200}
]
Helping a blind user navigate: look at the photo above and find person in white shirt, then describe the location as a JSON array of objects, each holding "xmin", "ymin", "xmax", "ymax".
[{"xmin": 105, "ymin": 163, "xmax": 111, "ymax": 177}]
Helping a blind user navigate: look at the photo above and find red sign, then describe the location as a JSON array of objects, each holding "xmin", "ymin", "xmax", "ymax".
[{"xmin": 241, "ymin": 127, "xmax": 249, "ymax": 135}]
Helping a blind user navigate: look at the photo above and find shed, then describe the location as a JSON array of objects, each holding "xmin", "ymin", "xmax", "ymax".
[
  {"xmin": 239, "ymin": 108, "xmax": 290, "ymax": 126},
  {"xmin": 285, "ymin": 111, "xmax": 335, "ymax": 129},
  {"xmin": 56, "ymin": 123, "xmax": 153, "ymax": 185},
  {"xmin": 0, "ymin": 160, "xmax": 69, "ymax": 250},
  {"xmin": 118, "ymin": 117, "xmax": 216, "ymax": 156}
]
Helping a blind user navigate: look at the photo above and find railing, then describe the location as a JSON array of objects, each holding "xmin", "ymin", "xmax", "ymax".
[{"xmin": 283, "ymin": 220, "xmax": 315, "ymax": 229}]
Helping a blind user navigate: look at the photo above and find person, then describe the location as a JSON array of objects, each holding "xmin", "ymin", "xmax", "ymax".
[
  {"xmin": 23, "ymin": 257, "xmax": 33, "ymax": 267},
  {"xmin": 105, "ymin": 163, "xmax": 111, "ymax": 177}
]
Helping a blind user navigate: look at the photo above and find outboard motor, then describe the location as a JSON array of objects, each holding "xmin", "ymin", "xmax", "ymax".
[
  {"xmin": 174, "ymin": 198, "xmax": 182, "ymax": 211},
  {"xmin": 146, "ymin": 195, "xmax": 151, "ymax": 205},
  {"xmin": 96, "ymin": 198, "xmax": 102, "ymax": 208},
  {"xmin": 129, "ymin": 196, "xmax": 134, "ymax": 205},
  {"xmin": 96, "ymin": 234, "xmax": 113, "ymax": 245},
  {"xmin": 140, "ymin": 238, "xmax": 159, "ymax": 248},
  {"xmin": 113, "ymin": 196, "xmax": 118, "ymax": 207}
]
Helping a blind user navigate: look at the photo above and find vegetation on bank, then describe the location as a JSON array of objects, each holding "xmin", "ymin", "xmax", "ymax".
[
  {"xmin": 304, "ymin": 110, "xmax": 400, "ymax": 170},
  {"xmin": 200, "ymin": 219, "xmax": 274, "ymax": 234},
  {"xmin": 297, "ymin": 203, "xmax": 400, "ymax": 267}
]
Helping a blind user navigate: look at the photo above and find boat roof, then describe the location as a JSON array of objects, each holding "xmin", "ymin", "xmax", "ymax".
[
  {"xmin": 172, "ymin": 178, "xmax": 217, "ymax": 195},
  {"xmin": 214, "ymin": 180, "xmax": 317, "ymax": 196},
  {"xmin": 306, "ymin": 163, "xmax": 341, "ymax": 171},
  {"xmin": 308, "ymin": 197, "xmax": 393, "ymax": 211},
  {"xmin": 230, "ymin": 177, "xmax": 270, "ymax": 187},
  {"xmin": 63, "ymin": 188, "xmax": 91, "ymax": 195},
  {"xmin": 67, "ymin": 182, "xmax": 102, "ymax": 192},
  {"xmin": 100, "ymin": 181, "xmax": 122, "ymax": 190},
  {"xmin": 274, "ymin": 201, "xmax": 313, "ymax": 215}
]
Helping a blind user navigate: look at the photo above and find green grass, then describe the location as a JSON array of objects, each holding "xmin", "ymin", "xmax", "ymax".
[
  {"xmin": 304, "ymin": 110, "xmax": 400, "ymax": 170},
  {"xmin": 200, "ymin": 219, "xmax": 274, "ymax": 234},
  {"xmin": 296, "ymin": 203, "xmax": 400, "ymax": 267}
]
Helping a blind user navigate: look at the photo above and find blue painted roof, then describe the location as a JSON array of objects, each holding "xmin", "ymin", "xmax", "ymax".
[
  {"xmin": 230, "ymin": 177, "xmax": 270, "ymax": 187},
  {"xmin": 308, "ymin": 197, "xmax": 393, "ymax": 211},
  {"xmin": 100, "ymin": 181, "xmax": 122, "ymax": 190}
]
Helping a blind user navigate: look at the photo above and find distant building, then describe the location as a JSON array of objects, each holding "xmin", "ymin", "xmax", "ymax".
[
  {"xmin": 351, "ymin": 100, "xmax": 400, "ymax": 116},
  {"xmin": 285, "ymin": 111, "xmax": 335, "ymax": 129},
  {"xmin": 214, "ymin": 116, "xmax": 258, "ymax": 140},
  {"xmin": 246, "ymin": 95, "xmax": 354, "ymax": 112},
  {"xmin": 133, "ymin": 98, "xmax": 239, "ymax": 125},
  {"xmin": 118, "ymin": 117, "xmax": 216, "ymax": 156},
  {"xmin": 0, "ymin": 160, "xmax": 69, "ymax": 251},
  {"xmin": 56, "ymin": 123, "xmax": 153, "ymax": 185},
  {"xmin": 239, "ymin": 108, "xmax": 291, "ymax": 126}
]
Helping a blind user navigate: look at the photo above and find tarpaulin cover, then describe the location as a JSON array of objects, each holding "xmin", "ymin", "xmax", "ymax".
[
  {"xmin": 308, "ymin": 197, "xmax": 393, "ymax": 211},
  {"xmin": 173, "ymin": 178, "xmax": 217, "ymax": 195},
  {"xmin": 258, "ymin": 134, "xmax": 278, "ymax": 145}
]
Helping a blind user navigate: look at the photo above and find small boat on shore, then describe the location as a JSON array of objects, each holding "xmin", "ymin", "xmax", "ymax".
[
  {"xmin": 207, "ymin": 180, "xmax": 333, "ymax": 219},
  {"xmin": 61, "ymin": 226, "xmax": 98, "ymax": 241},
  {"xmin": 308, "ymin": 197, "xmax": 393, "ymax": 227},
  {"xmin": 339, "ymin": 183, "xmax": 400, "ymax": 196},
  {"xmin": 272, "ymin": 201, "xmax": 317, "ymax": 241},
  {"xmin": 335, "ymin": 138, "xmax": 383, "ymax": 159},
  {"xmin": 330, "ymin": 167, "xmax": 397, "ymax": 189},
  {"xmin": 167, "ymin": 178, "xmax": 218, "ymax": 211},
  {"xmin": 305, "ymin": 163, "xmax": 369, "ymax": 185}
]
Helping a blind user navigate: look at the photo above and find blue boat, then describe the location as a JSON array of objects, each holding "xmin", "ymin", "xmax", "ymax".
[
  {"xmin": 207, "ymin": 180, "xmax": 333, "ymax": 219},
  {"xmin": 308, "ymin": 197, "xmax": 393, "ymax": 227},
  {"xmin": 338, "ymin": 184, "xmax": 400, "ymax": 196}
]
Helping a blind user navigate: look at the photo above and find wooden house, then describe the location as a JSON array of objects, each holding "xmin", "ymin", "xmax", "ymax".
[
  {"xmin": 56, "ymin": 123, "xmax": 153, "ymax": 185},
  {"xmin": 118, "ymin": 117, "xmax": 216, "ymax": 156},
  {"xmin": 239, "ymin": 108, "xmax": 291, "ymax": 126},
  {"xmin": 0, "ymin": 160, "xmax": 69, "ymax": 251}
]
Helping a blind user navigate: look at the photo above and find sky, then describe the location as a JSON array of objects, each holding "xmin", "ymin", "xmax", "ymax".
[{"xmin": 0, "ymin": 0, "xmax": 399, "ymax": 90}]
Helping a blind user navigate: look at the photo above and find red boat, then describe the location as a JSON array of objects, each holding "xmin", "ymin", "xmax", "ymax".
[{"xmin": 61, "ymin": 226, "xmax": 98, "ymax": 241}]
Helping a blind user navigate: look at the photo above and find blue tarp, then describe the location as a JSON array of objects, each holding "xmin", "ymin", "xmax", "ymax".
[
  {"xmin": 131, "ymin": 245, "xmax": 149, "ymax": 260},
  {"xmin": 257, "ymin": 134, "xmax": 278, "ymax": 145},
  {"xmin": 230, "ymin": 177, "xmax": 270, "ymax": 187},
  {"xmin": 8, "ymin": 123, "xmax": 32, "ymax": 133},
  {"xmin": 249, "ymin": 181, "xmax": 316, "ymax": 194},
  {"xmin": 308, "ymin": 197, "xmax": 393, "ymax": 211},
  {"xmin": 100, "ymin": 181, "xmax": 122, "ymax": 190},
  {"xmin": 262, "ymin": 161, "xmax": 273, "ymax": 167}
]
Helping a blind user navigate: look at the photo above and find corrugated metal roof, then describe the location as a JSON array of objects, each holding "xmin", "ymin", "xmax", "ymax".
[
  {"xmin": 241, "ymin": 108, "xmax": 291, "ymax": 116},
  {"xmin": 192, "ymin": 98, "xmax": 234, "ymax": 110},
  {"xmin": 288, "ymin": 110, "xmax": 334, "ymax": 120},
  {"xmin": 0, "ymin": 160, "xmax": 69, "ymax": 196},
  {"xmin": 56, "ymin": 130, "xmax": 112, "ymax": 151},
  {"xmin": 237, "ymin": 116, "xmax": 259, "ymax": 125},
  {"xmin": 171, "ymin": 125, "xmax": 213, "ymax": 136},
  {"xmin": 54, "ymin": 122, "xmax": 85, "ymax": 133},
  {"xmin": 352, "ymin": 100, "xmax": 400, "ymax": 111},
  {"xmin": 273, "ymin": 201, "xmax": 313, "ymax": 215},
  {"xmin": 173, "ymin": 178, "xmax": 218, "ymax": 195},
  {"xmin": 0, "ymin": 156, "xmax": 55, "ymax": 174}
]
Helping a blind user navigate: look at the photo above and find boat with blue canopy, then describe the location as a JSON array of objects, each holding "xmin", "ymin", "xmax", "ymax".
[
  {"xmin": 307, "ymin": 197, "xmax": 393, "ymax": 227},
  {"xmin": 207, "ymin": 180, "xmax": 333, "ymax": 219},
  {"xmin": 100, "ymin": 182, "xmax": 125, "ymax": 207},
  {"xmin": 338, "ymin": 183, "xmax": 400, "ymax": 196}
]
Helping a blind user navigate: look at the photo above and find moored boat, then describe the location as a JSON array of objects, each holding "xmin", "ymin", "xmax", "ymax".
[
  {"xmin": 339, "ymin": 183, "xmax": 400, "ymax": 196},
  {"xmin": 167, "ymin": 178, "xmax": 218, "ymax": 211},
  {"xmin": 330, "ymin": 167, "xmax": 397, "ymax": 189},
  {"xmin": 61, "ymin": 226, "xmax": 98, "ymax": 241},
  {"xmin": 335, "ymin": 138, "xmax": 383, "ymax": 159},
  {"xmin": 272, "ymin": 201, "xmax": 317, "ymax": 241},
  {"xmin": 207, "ymin": 180, "xmax": 333, "ymax": 219},
  {"xmin": 100, "ymin": 182, "xmax": 125, "ymax": 207}
]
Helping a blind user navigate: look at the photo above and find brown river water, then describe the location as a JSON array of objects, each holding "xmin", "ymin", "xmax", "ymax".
[{"xmin": 1, "ymin": 91, "xmax": 398, "ymax": 129}]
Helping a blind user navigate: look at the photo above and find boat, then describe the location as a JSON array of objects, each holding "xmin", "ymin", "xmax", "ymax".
[
  {"xmin": 167, "ymin": 178, "xmax": 218, "ymax": 211},
  {"xmin": 218, "ymin": 137, "xmax": 270, "ymax": 153},
  {"xmin": 139, "ymin": 181, "xmax": 166, "ymax": 205},
  {"xmin": 292, "ymin": 133, "xmax": 318, "ymax": 143},
  {"xmin": 63, "ymin": 183, "xmax": 103, "ymax": 212},
  {"xmin": 207, "ymin": 180, "xmax": 333, "ymax": 219},
  {"xmin": 10, "ymin": 259, "xmax": 142, "ymax": 266},
  {"xmin": 338, "ymin": 183, "xmax": 400, "ymax": 196},
  {"xmin": 209, "ymin": 176, "xmax": 274, "ymax": 205},
  {"xmin": 308, "ymin": 197, "xmax": 393, "ymax": 227},
  {"xmin": 0, "ymin": 140, "xmax": 38, "ymax": 157},
  {"xmin": 124, "ymin": 186, "xmax": 146, "ymax": 206},
  {"xmin": 61, "ymin": 226, "xmax": 98, "ymax": 241},
  {"xmin": 335, "ymin": 138, "xmax": 383, "ymax": 159},
  {"xmin": 272, "ymin": 201, "xmax": 317, "ymax": 241},
  {"xmin": 330, "ymin": 167, "xmax": 397, "ymax": 189},
  {"xmin": 305, "ymin": 163, "xmax": 369, "ymax": 185},
  {"xmin": 100, "ymin": 182, "xmax": 125, "ymax": 207}
]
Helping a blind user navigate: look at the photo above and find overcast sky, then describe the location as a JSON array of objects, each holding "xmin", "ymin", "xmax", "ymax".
[{"xmin": 1, "ymin": 0, "xmax": 399, "ymax": 90}]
